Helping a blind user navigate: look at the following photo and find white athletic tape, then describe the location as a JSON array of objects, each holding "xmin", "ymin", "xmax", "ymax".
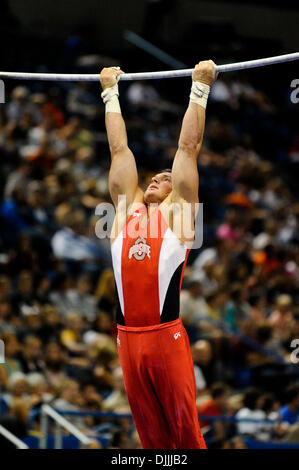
[
  {"xmin": 101, "ymin": 82, "xmax": 119, "ymax": 104},
  {"xmin": 189, "ymin": 81, "xmax": 210, "ymax": 109},
  {"xmin": 101, "ymin": 72, "xmax": 122, "ymax": 113},
  {"xmin": 104, "ymin": 94, "xmax": 121, "ymax": 114}
]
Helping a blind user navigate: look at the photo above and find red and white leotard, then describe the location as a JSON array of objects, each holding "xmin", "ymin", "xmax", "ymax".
[{"xmin": 111, "ymin": 205, "xmax": 189, "ymax": 327}]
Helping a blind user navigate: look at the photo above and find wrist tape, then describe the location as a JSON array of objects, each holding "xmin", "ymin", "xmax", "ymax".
[
  {"xmin": 101, "ymin": 67, "xmax": 121, "ymax": 114},
  {"xmin": 189, "ymin": 81, "xmax": 210, "ymax": 109}
]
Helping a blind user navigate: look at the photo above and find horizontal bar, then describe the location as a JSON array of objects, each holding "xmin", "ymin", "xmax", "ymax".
[{"xmin": 0, "ymin": 52, "xmax": 298, "ymax": 82}]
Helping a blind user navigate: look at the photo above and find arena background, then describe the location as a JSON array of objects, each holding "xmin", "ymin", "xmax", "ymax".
[{"xmin": 0, "ymin": 0, "xmax": 299, "ymax": 449}]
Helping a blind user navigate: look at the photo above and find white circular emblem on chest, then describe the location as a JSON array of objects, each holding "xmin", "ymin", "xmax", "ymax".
[{"xmin": 129, "ymin": 237, "xmax": 151, "ymax": 261}]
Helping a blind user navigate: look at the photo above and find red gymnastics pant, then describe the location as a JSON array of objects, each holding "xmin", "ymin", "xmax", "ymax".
[{"xmin": 117, "ymin": 318, "xmax": 207, "ymax": 449}]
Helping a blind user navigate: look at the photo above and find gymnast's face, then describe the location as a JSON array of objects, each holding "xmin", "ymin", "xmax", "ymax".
[{"xmin": 144, "ymin": 172, "xmax": 172, "ymax": 204}]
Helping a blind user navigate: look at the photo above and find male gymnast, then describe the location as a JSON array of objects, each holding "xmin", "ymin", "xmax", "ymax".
[{"xmin": 100, "ymin": 59, "xmax": 217, "ymax": 448}]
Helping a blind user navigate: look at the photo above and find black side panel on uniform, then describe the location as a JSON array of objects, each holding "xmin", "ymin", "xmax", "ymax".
[
  {"xmin": 115, "ymin": 281, "xmax": 125, "ymax": 325},
  {"xmin": 160, "ymin": 262, "xmax": 184, "ymax": 324}
]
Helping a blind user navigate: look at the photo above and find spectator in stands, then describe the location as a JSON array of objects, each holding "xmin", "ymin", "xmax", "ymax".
[
  {"xmin": 18, "ymin": 335, "xmax": 44, "ymax": 374},
  {"xmin": 126, "ymin": 80, "xmax": 180, "ymax": 117},
  {"xmin": 18, "ymin": 308, "xmax": 42, "ymax": 342},
  {"xmin": 0, "ymin": 275, "xmax": 11, "ymax": 302},
  {"xmin": 6, "ymin": 234, "xmax": 38, "ymax": 277},
  {"xmin": 7, "ymin": 86, "xmax": 29, "ymax": 122},
  {"xmin": 95, "ymin": 269, "xmax": 116, "ymax": 316},
  {"xmin": 190, "ymin": 345, "xmax": 208, "ymax": 396},
  {"xmin": 217, "ymin": 208, "xmax": 242, "ymax": 245},
  {"xmin": 207, "ymin": 437, "xmax": 228, "ymax": 449},
  {"xmin": 0, "ymin": 188, "xmax": 28, "ymax": 247},
  {"xmin": 37, "ymin": 305, "xmax": 63, "ymax": 344},
  {"xmin": 190, "ymin": 253, "xmax": 219, "ymax": 296},
  {"xmin": 51, "ymin": 379, "xmax": 85, "ymax": 429},
  {"xmin": 26, "ymin": 372, "xmax": 53, "ymax": 409},
  {"xmin": 280, "ymin": 385, "xmax": 299, "ymax": 425},
  {"xmin": 228, "ymin": 436, "xmax": 248, "ymax": 449},
  {"xmin": 110, "ymin": 428, "xmax": 132, "ymax": 449},
  {"xmin": 258, "ymin": 393, "xmax": 286, "ymax": 441},
  {"xmin": 51, "ymin": 207, "xmax": 105, "ymax": 267},
  {"xmin": 102, "ymin": 367, "xmax": 130, "ymax": 412},
  {"xmin": 0, "ymin": 300, "xmax": 15, "ymax": 334},
  {"xmin": 199, "ymin": 382, "xmax": 230, "ymax": 439},
  {"xmin": 0, "ymin": 333, "xmax": 22, "ymax": 386},
  {"xmin": 65, "ymin": 273, "xmax": 97, "ymax": 321},
  {"xmin": 224, "ymin": 283, "xmax": 248, "ymax": 331},
  {"xmin": 23, "ymin": 180, "xmax": 54, "ymax": 233},
  {"xmin": 245, "ymin": 323, "xmax": 278, "ymax": 369},
  {"xmin": 235, "ymin": 388, "xmax": 266, "ymax": 439},
  {"xmin": 246, "ymin": 293, "xmax": 267, "ymax": 325},
  {"xmin": 66, "ymin": 83, "xmax": 99, "ymax": 121},
  {"xmin": 269, "ymin": 294, "xmax": 294, "ymax": 341},
  {"xmin": 4, "ymin": 162, "xmax": 31, "ymax": 201},
  {"xmin": 191, "ymin": 339, "xmax": 226, "ymax": 386},
  {"xmin": 72, "ymin": 146, "xmax": 102, "ymax": 182},
  {"xmin": 11, "ymin": 271, "xmax": 35, "ymax": 316},
  {"xmin": 60, "ymin": 311, "xmax": 87, "ymax": 356},
  {"xmin": 180, "ymin": 280, "xmax": 211, "ymax": 328},
  {"xmin": 0, "ymin": 398, "xmax": 29, "ymax": 448},
  {"xmin": 91, "ymin": 342, "xmax": 118, "ymax": 393},
  {"xmin": 82, "ymin": 383, "xmax": 103, "ymax": 411},
  {"xmin": 3, "ymin": 372, "xmax": 29, "ymax": 408},
  {"xmin": 44, "ymin": 342, "xmax": 68, "ymax": 390},
  {"xmin": 84, "ymin": 311, "xmax": 116, "ymax": 344},
  {"xmin": 49, "ymin": 272, "xmax": 73, "ymax": 318},
  {"xmin": 129, "ymin": 430, "xmax": 143, "ymax": 449}
]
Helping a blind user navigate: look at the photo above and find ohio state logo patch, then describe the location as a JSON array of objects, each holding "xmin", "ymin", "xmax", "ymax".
[{"xmin": 129, "ymin": 237, "xmax": 151, "ymax": 261}]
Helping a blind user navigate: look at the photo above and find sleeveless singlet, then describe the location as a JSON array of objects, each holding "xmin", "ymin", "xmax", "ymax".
[{"xmin": 111, "ymin": 205, "xmax": 189, "ymax": 327}]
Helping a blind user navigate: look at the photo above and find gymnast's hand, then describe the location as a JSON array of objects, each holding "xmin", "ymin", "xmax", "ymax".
[
  {"xmin": 192, "ymin": 60, "xmax": 217, "ymax": 86},
  {"xmin": 99, "ymin": 67, "xmax": 125, "ymax": 90}
]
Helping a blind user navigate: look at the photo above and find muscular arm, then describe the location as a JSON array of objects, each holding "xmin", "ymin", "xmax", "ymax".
[
  {"xmin": 171, "ymin": 102, "xmax": 205, "ymax": 203},
  {"xmin": 100, "ymin": 67, "xmax": 139, "ymax": 208},
  {"xmin": 105, "ymin": 112, "xmax": 138, "ymax": 207},
  {"xmin": 171, "ymin": 61, "xmax": 217, "ymax": 203}
]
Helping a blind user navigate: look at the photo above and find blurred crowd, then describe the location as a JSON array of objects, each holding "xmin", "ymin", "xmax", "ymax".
[{"xmin": 0, "ymin": 59, "xmax": 299, "ymax": 449}]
